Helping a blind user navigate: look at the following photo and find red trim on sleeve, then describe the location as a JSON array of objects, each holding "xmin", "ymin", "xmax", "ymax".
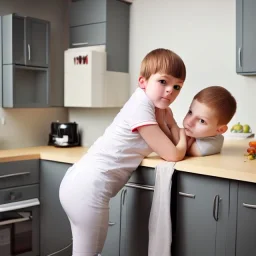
[{"xmin": 132, "ymin": 123, "xmax": 157, "ymax": 132}]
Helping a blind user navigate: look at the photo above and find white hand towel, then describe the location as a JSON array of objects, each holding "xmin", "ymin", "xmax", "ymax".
[{"xmin": 148, "ymin": 162, "xmax": 176, "ymax": 256}]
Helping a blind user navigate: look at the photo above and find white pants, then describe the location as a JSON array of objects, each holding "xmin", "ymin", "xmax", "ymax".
[{"xmin": 59, "ymin": 163, "xmax": 128, "ymax": 256}]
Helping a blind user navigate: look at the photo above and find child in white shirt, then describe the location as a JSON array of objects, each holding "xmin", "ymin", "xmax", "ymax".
[{"xmin": 59, "ymin": 48, "xmax": 187, "ymax": 256}]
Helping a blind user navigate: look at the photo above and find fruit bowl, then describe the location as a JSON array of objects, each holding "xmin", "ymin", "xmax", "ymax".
[{"xmin": 225, "ymin": 132, "xmax": 254, "ymax": 140}]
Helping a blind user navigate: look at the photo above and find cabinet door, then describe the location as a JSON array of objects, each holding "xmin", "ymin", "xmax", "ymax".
[
  {"xmin": 120, "ymin": 183, "xmax": 154, "ymax": 256},
  {"xmin": 2, "ymin": 15, "xmax": 25, "ymax": 65},
  {"xmin": 236, "ymin": 181, "xmax": 256, "ymax": 256},
  {"xmin": 40, "ymin": 160, "xmax": 72, "ymax": 256},
  {"xmin": 175, "ymin": 172, "xmax": 229, "ymax": 256},
  {"xmin": 69, "ymin": 0, "xmax": 106, "ymax": 27},
  {"xmin": 236, "ymin": 0, "xmax": 256, "ymax": 74},
  {"xmin": 26, "ymin": 17, "xmax": 49, "ymax": 67},
  {"xmin": 102, "ymin": 189, "xmax": 123, "ymax": 256}
]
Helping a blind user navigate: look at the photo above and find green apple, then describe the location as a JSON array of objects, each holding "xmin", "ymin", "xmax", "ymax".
[
  {"xmin": 231, "ymin": 122, "xmax": 243, "ymax": 133},
  {"xmin": 243, "ymin": 124, "xmax": 251, "ymax": 133}
]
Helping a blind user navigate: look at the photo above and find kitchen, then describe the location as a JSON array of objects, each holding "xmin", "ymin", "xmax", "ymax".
[{"xmin": 0, "ymin": 0, "xmax": 256, "ymax": 256}]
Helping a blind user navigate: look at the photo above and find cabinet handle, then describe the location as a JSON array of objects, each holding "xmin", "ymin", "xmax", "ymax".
[
  {"xmin": 243, "ymin": 203, "xmax": 256, "ymax": 209},
  {"xmin": 238, "ymin": 47, "xmax": 242, "ymax": 67},
  {"xmin": 108, "ymin": 221, "xmax": 116, "ymax": 226},
  {"xmin": 213, "ymin": 195, "xmax": 220, "ymax": 221},
  {"xmin": 28, "ymin": 44, "xmax": 31, "ymax": 60},
  {"xmin": 125, "ymin": 183, "xmax": 154, "ymax": 191},
  {"xmin": 0, "ymin": 172, "xmax": 30, "ymax": 179},
  {"xmin": 178, "ymin": 192, "xmax": 195, "ymax": 198},
  {"xmin": 72, "ymin": 42, "xmax": 89, "ymax": 46},
  {"xmin": 122, "ymin": 189, "xmax": 127, "ymax": 205}
]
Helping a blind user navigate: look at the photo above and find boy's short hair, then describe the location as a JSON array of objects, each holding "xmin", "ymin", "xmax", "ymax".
[
  {"xmin": 140, "ymin": 48, "xmax": 186, "ymax": 81},
  {"xmin": 194, "ymin": 86, "xmax": 237, "ymax": 125}
]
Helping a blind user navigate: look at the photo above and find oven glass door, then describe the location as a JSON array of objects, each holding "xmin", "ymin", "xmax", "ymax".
[{"xmin": 0, "ymin": 199, "xmax": 40, "ymax": 256}]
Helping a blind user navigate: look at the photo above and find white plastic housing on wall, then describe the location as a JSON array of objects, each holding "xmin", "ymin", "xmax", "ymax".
[{"xmin": 64, "ymin": 46, "xmax": 129, "ymax": 108}]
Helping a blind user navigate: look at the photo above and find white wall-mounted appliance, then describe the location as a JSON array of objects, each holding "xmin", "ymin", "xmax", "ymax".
[{"xmin": 64, "ymin": 46, "xmax": 129, "ymax": 108}]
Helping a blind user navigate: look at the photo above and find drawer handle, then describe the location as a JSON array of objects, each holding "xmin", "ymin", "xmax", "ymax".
[
  {"xmin": 243, "ymin": 203, "xmax": 256, "ymax": 209},
  {"xmin": 125, "ymin": 183, "xmax": 154, "ymax": 191},
  {"xmin": 72, "ymin": 42, "xmax": 89, "ymax": 46},
  {"xmin": 0, "ymin": 198, "xmax": 40, "ymax": 213},
  {"xmin": 0, "ymin": 172, "xmax": 30, "ymax": 179},
  {"xmin": 108, "ymin": 221, "xmax": 116, "ymax": 226},
  {"xmin": 179, "ymin": 192, "xmax": 195, "ymax": 198}
]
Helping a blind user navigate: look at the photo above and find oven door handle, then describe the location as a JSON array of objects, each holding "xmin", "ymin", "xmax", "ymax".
[
  {"xmin": 0, "ymin": 213, "xmax": 31, "ymax": 226},
  {"xmin": 0, "ymin": 198, "xmax": 40, "ymax": 213}
]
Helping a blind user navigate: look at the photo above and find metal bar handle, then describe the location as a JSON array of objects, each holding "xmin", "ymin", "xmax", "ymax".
[
  {"xmin": 0, "ymin": 214, "xmax": 30, "ymax": 226},
  {"xmin": 108, "ymin": 222, "xmax": 116, "ymax": 226},
  {"xmin": 72, "ymin": 42, "xmax": 89, "ymax": 46},
  {"xmin": 238, "ymin": 47, "xmax": 242, "ymax": 67},
  {"xmin": 125, "ymin": 183, "xmax": 154, "ymax": 191},
  {"xmin": 179, "ymin": 192, "xmax": 195, "ymax": 199},
  {"xmin": 28, "ymin": 44, "xmax": 31, "ymax": 60},
  {"xmin": 243, "ymin": 203, "xmax": 256, "ymax": 209},
  {"xmin": 0, "ymin": 172, "xmax": 30, "ymax": 179},
  {"xmin": 0, "ymin": 198, "xmax": 40, "ymax": 213},
  {"xmin": 213, "ymin": 195, "xmax": 220, "ymax": 221}
]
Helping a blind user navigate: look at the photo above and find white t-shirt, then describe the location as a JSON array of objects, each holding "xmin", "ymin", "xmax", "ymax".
[
  {"xmin": 196, "ymin": 134, "xmax": 224, "ymax": 156},
  {"xmin": 76, "ymin": 87, "xmax": 157, "ymax": 182}
]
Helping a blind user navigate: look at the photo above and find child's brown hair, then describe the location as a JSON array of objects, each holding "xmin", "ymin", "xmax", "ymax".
[
  {"xmin": 194, "ymin": 86, "xmax": 237, "ymax": 125},
  {"xmin": 140, "ymin": 48, "xmax": 186, "ymax": 81}
]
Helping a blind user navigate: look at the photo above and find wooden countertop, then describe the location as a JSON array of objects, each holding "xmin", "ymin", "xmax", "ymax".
[{"xmin": 0, "ymin": 139, "xmax": 256, "ymax": 183}]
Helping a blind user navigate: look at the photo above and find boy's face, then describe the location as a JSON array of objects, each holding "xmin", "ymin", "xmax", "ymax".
[
  {"xmin": 138, "ymin": 73, "xmax": 184, "ymax": 109},
  {"xmin": 183, "ymin": 99, "xmax": 227, "ymax": 138}
]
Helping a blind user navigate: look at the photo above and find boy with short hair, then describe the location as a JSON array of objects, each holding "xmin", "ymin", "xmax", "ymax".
[{"xmin": 165, "ymin": 86, "xmax": 237, "ymax": 156}]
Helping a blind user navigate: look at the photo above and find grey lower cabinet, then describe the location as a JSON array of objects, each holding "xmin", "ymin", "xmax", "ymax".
[
  {"xmin": 235, "ymin": 181, "xmax": 256, "ymax": 256},
  {"xmin": 102, "ymin": 189, "xmax": 124, "ymax": 256},
  {"xmin": 69, "ymin": 0, "xmax": 130, "ymax": 72},
  {"xmin": 236, "ymin": 0, "xmax": 256, "ymax": 75},
  {"xmin": 175, "ymin": 172, "xmax": 229, "ymax": 256},
  {"xmin": 40, "ymin": 160, "xmax": 72, "ymax": 256},
  {"xmin": 120, "ymin": 184, "xmax": 154, "ymax": 256}
]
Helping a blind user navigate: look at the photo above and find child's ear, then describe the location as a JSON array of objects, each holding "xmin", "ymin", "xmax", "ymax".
[
  {"xmin": 138, "ymin": 76, "xmax": 147, "ymax": 89},
  {"xmin": 217, "ymin": 125, "xmax": 228, "ymax": 134}
]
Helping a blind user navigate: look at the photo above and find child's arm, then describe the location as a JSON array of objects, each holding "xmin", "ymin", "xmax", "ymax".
[
  {"xmin": 164, "ymin": 108, "xmax": 180, "ymax": 145},
  {"xmin": 137, "ymin": 125, "xmax": 187, "ymax": 162},
  {"xmin": 186, "ymin": 138, "xmax": 202, "ymax": 156}
]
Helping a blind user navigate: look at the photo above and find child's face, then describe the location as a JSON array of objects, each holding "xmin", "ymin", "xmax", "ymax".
[
  {"xmin": 138, "ymin": 73, "xmax": 184, "ymax": 109},
  {"xmin": 183, "ymin": 99, "xmax": 227, "ymax": 138}
]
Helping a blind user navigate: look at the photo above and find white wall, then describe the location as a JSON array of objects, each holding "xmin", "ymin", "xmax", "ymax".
[
  {"xmin": 129, "ymin": 0, "xmax": 256, "ymax": 133},
  {"xmin": 68, "ymin": 108, "xmax": 120, "ymax": 147},
  {"xmin": 0, "ymin": 0, "xmax": 68, "ymax": 149}
]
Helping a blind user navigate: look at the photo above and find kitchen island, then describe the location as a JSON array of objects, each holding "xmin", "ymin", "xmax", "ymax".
[
  {"xmin": 1, "ymin": 139, "xmax": 256, "ymax": 256},
  {"xmin": 0, "ymin": 138, "xmax": 255, "ymax": 183}
]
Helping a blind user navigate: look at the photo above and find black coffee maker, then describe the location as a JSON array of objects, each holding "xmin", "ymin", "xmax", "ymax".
[{"xmin": 48, "ymin": 121, "xmax": 80, "ymax": 147}]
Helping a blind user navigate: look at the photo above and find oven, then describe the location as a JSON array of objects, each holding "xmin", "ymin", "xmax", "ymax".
[{"xmin": 0, "ymin": 160, "xmax": 40, "ymax": 256}]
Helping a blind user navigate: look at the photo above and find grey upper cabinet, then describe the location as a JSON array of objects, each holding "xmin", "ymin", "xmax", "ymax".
[
  {"xmin": 2, "ymin": 14, "xmax": 49, "ymax": 68},
  {"xmin": 40, "ymin": 160, "xmax": 72, "ymax": 256},
  {"xmin": 69, "ymin": 0, "xmax": 106, "ymax": 26},
  {"xmin": 175, "ymin": 172, "xmax": 229, "ymax": 256},
  {"xmin": 235, "ymin": 181, "xmax": 256, "ymax": 256},
  {"xmin": 69, "ymin": 0, "xmax": 130, "ymax": 73},
  {"xmin": 236, "ymin": 0, "xmax": 256, "ymax": 75},
  {"xmin": 26, "ymin": 17, "xmax": 49, "ymax": 67},
  {"xmin": 1, "ymin": 13, "xmax": 50, "ymax": 108}
]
